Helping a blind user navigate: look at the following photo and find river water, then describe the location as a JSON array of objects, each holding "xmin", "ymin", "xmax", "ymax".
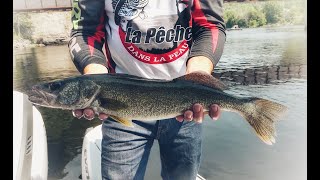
[{"xmin": 13, "ymin": 25, "xmax": 307, "ymax": 180}]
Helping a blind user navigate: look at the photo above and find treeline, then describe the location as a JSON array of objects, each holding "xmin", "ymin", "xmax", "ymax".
[{"xmin": 224, "ymin": 0, "xmax": 306, "ymax": 28}]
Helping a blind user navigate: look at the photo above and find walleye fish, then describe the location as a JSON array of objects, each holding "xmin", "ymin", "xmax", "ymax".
[{"xmin": 28, "ymin": 72, "xmax": 287, "ymax": 145}]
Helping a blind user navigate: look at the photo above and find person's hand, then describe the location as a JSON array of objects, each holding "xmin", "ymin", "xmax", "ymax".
[
  {"xmin": 176, "ymin": 56, "xmax": 222, "ymax": 123},
  {"xmin": 73, "ymin": 108, "xmax": 109, "ymax": 121},
  {"xmin": 175, "ymin": 104, "xmax": 221, "ymax": 123},
  {"xmin": 72, "ymin": 63, "xmax": 109, "ymax": 121}
]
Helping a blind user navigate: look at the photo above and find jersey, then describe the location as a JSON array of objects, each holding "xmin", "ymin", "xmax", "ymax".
[{"xmin": 69, "ymin": 0, "xmax": 226, "ymax": 80}]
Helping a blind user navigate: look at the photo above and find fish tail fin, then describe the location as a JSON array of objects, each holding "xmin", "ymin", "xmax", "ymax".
[{"xmin": 240, "ymin": 98, "xmax": 288, "ymax": 145}]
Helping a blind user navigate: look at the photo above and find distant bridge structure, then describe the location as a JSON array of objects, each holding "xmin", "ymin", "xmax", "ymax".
[
  {"xmin": 13, "ymin": 0, "xmax": 245, "ymax": 12},
  {"xmin": 13, "ymin": 0, "xmax": 73, "ymax": 12}
]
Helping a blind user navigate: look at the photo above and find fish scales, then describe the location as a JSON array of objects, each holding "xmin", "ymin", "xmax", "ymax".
[{"xmin": 28, "ymin": 72, "xmax": 288, "ymax": 145}]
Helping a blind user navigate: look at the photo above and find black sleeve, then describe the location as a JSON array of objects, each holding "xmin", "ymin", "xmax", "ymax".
[
  {"xmin": 188, "ymin": 0, "xmax": 226, "ymax": 66},
  {"xmin": 68, "ymin": 0, "xmax": 107, "ymax": 74}
]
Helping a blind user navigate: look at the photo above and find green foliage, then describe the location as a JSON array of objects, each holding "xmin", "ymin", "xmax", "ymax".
[
  {"xmin": 237, "ymin": 18, "xmax": 248, "ymax": 28},
  {"xmin": 262, "ymin": 2, "xmax": 282, "ymax": 23},
  {"xmin": 224, "ymin": 11, "xmax": 239, "ymax": 28},
  {"xmin": 224, "ymin": 5, "xmax": 266, "ymax": 28},
  {"xmin": 246, "ymin": 8, "xmax": 267, "ymax": 27},
  {"xmin": 282, "ymin": 0, "xmax": 305, "ymax": 25},
  {"xmin": 223, "ymin": 0, "xmax": 305, "ymax": 28}
]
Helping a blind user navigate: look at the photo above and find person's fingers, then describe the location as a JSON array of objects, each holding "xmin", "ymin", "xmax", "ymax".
[
  {"xmin": 98, "ymin": 113, "xmax": 109, "ymax": 121},
  {"xmin": 192, "ymin": 103, "xmax": 203, "ymax": 123},
  {"xmin": 175, "ymin": 115, "xmax": 184, "ymax": 122},
  {"xmin": 73, "ymin": 108, "xmax": 109, "ymax": 121},
  {"xmin": 209, "ymin": 104, "xmax": 221, "ymax": 121},
  {"xmin": 72, "ymin": 109, "xmax": 83, "ymax": 119},
  {"xmin": 184, "ymin": 110, "xmax": 193, "ymax": 121},
  {"xmin": 83, "ymin": 108, "xmax": 95, "ymax": 120}
]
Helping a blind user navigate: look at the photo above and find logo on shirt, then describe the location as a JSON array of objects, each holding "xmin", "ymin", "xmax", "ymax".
[{"xmin": 112, "ymin": 0, "xmax": 192, "ymax": 64}]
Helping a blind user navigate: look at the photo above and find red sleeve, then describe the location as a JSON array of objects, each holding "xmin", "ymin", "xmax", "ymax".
[
  {"xmin": 68, "ymin": 0, "xmax": 108, "ymax": 74},
  {"xmin": 188, "ymin": 0, "xmax": 226, "ymax": 66}
]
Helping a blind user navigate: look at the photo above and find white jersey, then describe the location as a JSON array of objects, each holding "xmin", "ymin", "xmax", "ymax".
[
  {"xmin": 69, "ymin": 0, "xmax": 225, "ymax": 80},
  {"xmin": 104, "ymin": 0, "xmax": 192, "ymax": 79}
]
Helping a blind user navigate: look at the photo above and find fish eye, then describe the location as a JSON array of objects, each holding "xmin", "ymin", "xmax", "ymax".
[{"xmin": 49, "ymin": 82, "xmax": 62, "ymax": 91}]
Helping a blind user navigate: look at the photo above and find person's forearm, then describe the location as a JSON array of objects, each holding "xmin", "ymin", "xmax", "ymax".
[
  {"xmin": 186, "ymin": 56, "xmax": 214, "ymax": 74},
  {"xmin": 69, "ymin": 35, "xmax": 107, "ymax": 74},
  {"xmin": 188, "ymin": 0, "xmax": 226, "ymax": 67},
  {"xmin": 68, "ymin": 0, "xmax": 107, "ymax": 74},
  {"xmin": 84, "ymin": 63, "xmax": 109, "ymax": 74}
]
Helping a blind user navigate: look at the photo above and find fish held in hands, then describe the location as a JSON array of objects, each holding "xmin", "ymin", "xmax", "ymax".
[{"xmin": 28, "ymin": 72, "xmax": 288, "ymax": 145}]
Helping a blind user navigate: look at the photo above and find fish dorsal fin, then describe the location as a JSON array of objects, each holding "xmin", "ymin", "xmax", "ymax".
[
  {"xmin": 109, "ymin": 115, "xmax": 134, "ymax": 127},
  {"xmin": 176, "ymin": 71, "xmax": 227, "ymax": 91}
]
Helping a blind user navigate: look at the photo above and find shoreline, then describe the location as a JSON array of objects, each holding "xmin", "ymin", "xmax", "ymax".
[
  {"xmin": 13, "ymin": 24, "xmax": 304, "ymax": 50},
  {"xmin": 13, "ymin": 38, "xmax": 69, "ymax": 49},
  {"xmin": 13, "ymin": 0, "xmax": 305, "ymax": 50},
  {"xmin": 13, "ymin": 11, "xmax": 72, "ymax": 50}
]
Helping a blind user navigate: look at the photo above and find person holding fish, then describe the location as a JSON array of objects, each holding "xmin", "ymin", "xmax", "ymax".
[{"xmin": 68, "ymin": 0, "xmax": 226, "ymax": 179}]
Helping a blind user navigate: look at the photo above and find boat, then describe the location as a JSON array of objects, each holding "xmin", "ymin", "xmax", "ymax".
[
  {"xmin": 82, "ymin": 125, "xmax": 207, "ymax": 180},
  {"xmin": 13, "ymin": 90, "xmax": 206, "ymax": 180},
  {"xmin": 13, "ymin": 91, "xmax": 48, "ymax": 180},
  {"xmin": 227, "ymin": 25, "xmax": 242, "ymax": 31}
]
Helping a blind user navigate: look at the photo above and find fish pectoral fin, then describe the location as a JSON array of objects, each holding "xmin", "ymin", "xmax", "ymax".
[{"xmin": 109, "ymin": 115, "xmax": 134, "ymax": 127}]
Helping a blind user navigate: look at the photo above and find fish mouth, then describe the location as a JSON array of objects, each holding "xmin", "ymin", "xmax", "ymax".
[{"xmin": 28, "ymin": 86, "xmax": 55, "ymax": 107}]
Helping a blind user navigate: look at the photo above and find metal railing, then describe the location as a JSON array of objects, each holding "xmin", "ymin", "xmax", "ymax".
[{"xmin": 13, "ymin": 0, "xmax": 73, "ymax": 12}]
